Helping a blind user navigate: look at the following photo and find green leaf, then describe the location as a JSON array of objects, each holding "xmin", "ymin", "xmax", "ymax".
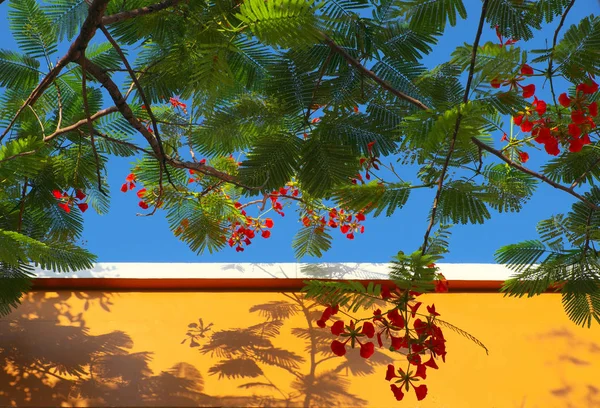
[{"xmin": 293, "ymin": 225, "xmax": 333, "ymax": 259}]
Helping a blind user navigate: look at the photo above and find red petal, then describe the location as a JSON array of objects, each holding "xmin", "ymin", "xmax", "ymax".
[
  {"xmin": 75, "ymin": 190, "xmax": 86, "ymax": 200},
  {"xmin": 76, "ymin": 202, "xmax": 88, "ymax": 213},
  {"xmin": 138, "ymin": 201, "xmax": 149, "ymax": 209},
  {"xmin": 359, "ymin": 342, "xmax": 375, "ymax": 359},
  {"xmin": 125, "ymin": 173, "xmax": 136, "ymax": 182},
  {"xmin": 568, "ymin": 124, "xmax": 582, "ymax": 138},
  {"xmin": 559, "ymin": 93, "xmax": 572, "ymax": 107},
  {"xmin": 137, "ymin": 188, "xmax": 147, "ymax": 199},
  {"xmin": 52, "ymin": 190, "xmax": 62, "ymax": 199},
  {"xmin": 589, "ymin": 102, "xmax": 598, "ymax": 117},
  {"xmin": 331, "ymin": 340, "xmax": 346, "ymax": 356},
  {"xmin": 58, "ymin": 202, "xmax": 71, "ymax": 213},
  {"xmin": 361, "ymin": 322, "xmax": 375, "ymax": 338},
  {"xmin": 340, "ymin": 225, "xmax": 350, "ymax": 234},
  {"xmin": 388, "ymin": 308, "xmax": 405, "ymax": 329},
  {"xmin": 236, "ymin": 246, "xmax": 244, "ymax": 252},
  {"xmin": 534, "ymin": 99, "xmax": 547, "ymax": 116},
  {"xmin": 331, "ymin": 320, "xmax": 345, "ymax": 336},
  {"xmin": 385, "ymin": 364, "xmax": 398, "ymax": 381},
  {"xmin": 346, "ymin": 233, "xmax": 354, "ymax": 240},
  {"xmin": 261, "ymin": 230, "xmax": 271, "ymax": 238},
  {"xmin": 520, "ymin": 64, "xmax": 533, "ymax": 76},
  {"xmin": 353, "ymin": 106, "xmax": 359, "ymax": 113},
  {"xmin": 129, "ymin": 182, "xmax": 135, "ymax": 190},
  {"xmin": 518, "ymin": 151, "xmax": 529, "ymax": 163},
  {"xmin": 520, "ymin": 119, "xmax": 533, "ymax": 133},
  {"xmin": 120, "ymin": 183, "xmax": 128, "ymax": 193},
  {"xmin": 544, "ymin": 138, "xmax": 561, "ymax": 156},
  {"xmin": 415, "ymin": 363, "xmax": 427, "ymax": 379},
  {"xmin": 356, "ymin": 213, "xmax": 365, "ymax": 221},
  {"xmin": 264, "ymin": 218, "xmax": 274, "ymax": 228},
  {"xmin": 409, "ymin": 302, "xmax": 422, "ymax": 317},
  {"xmin": 513, "ymin": 115, "xmax": 523, "ymax": 126},
  {"xmin": 582, "ymin": 134, "xmax": 591, "ymax": 145},
  {"xmin": 413, "ymin": 384, "xmax": 428, "ymax": 401},
  {"xmin": 199, "ymin": 158, "xmax": 206, "ymax": 165},
  {"xmin": 390, "ymin": 384, "xmax": 404, "ymax": 401},
  {"xmin": 424, "ymin": 356, "xmax": 439, "ymax": 369},
  {"xmin": 522, "ymin": 84, "xmax": 535, "ymax": 98},
  {"xmin": 571, "ymin": 110, "xmax": 586, "ymax": 125},
  {"xmin": 490, "ymin": 78, "xmax": 501, "ymax": 88},
  {"xmin": 427, "ymin": 304, "xmax": 440, "ymax": 317},
  {"xmin": 569, "ymin": 137, "xmax": 584, "ymax": 153}
]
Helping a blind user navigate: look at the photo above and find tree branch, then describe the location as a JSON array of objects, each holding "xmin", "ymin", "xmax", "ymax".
[
  {"xmin": 0, "ymin": 0, "xmax": 110, "ymax": 142},
  {"xmin": 421, "ymin": 0, "xmax": 490, "ymax": 254},
  {"xmin": 322, "ymin": 34, "xmax": 430, "ymax": 111},
  {"xmin": 471, "ymin": 138, "xmax": 599, "ymax": 210},
  {"xmin": 81, "ymin": 57, "xmax": 259, "ymax": 189},
  {"xmin": 101, "ymin": 0, "xmax": 180, "ymax": 25}
]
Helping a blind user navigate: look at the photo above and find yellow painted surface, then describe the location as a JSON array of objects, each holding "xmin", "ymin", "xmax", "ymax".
[{"xmin": 1, "ymin": 291, "xmax": 600, "ymax": 407}]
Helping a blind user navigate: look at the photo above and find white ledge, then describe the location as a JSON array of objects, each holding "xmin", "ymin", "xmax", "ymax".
[{"xmin": 33, "ymin": 263, "xmax": 513, "ymax": 281}]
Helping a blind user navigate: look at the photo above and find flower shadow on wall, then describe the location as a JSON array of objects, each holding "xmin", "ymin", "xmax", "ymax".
[{"xmin": 183, "ymin": 292, "xmax": 394, "ymax": 407}]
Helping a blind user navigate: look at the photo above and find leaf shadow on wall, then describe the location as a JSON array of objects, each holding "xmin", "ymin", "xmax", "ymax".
[{"xmin": 0, "ymin": 291, "xmax": 393, "ymax": 407}]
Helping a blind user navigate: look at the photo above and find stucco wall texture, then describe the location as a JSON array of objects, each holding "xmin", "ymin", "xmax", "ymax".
[{"xmin": 1, "ymin": 291, "xmax": 599, "ymax": 407}]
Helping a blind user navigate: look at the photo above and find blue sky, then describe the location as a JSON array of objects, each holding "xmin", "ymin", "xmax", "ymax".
[{"xmin": 0, "ymin": 1, "xmax": 597, "ymax": 263}]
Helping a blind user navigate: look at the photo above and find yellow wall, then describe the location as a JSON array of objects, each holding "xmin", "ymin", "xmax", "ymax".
[{"xmin": 1, "ymin": 291, "xmax": 599, "ymax": 407}]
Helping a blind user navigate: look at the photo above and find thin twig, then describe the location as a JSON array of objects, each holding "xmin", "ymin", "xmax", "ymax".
[
  {"xmin": 81, "ymin": 58, "xmax": 105, "ymax": 195},
  {"xmin": 547, "ymin": 0, "xmax": 576, "ymax": 117},
  {"xmin": 570, "ymin": 155, "xmax": 600, "ymax": 189},
  {"xmin": 421, "ymin": 0, "xmax": 490, "ymax": 254},
  {"xmin": 471, "ymin": 138, "xmax": 599, "ymax": 210},
  {"xmin": 27, "ymin": 105, "xmax": 46, "ymax": 137},
  {"xmin": 17, "ymin": 178, "xmax": 28, "ymax": 232},
  {"xmin": 54, "ymin": 82, "xmax": 64, "ymax": 131},
  {"xmin": 322, "ymin": 34, "xmax": 430, "ymax": 111}
]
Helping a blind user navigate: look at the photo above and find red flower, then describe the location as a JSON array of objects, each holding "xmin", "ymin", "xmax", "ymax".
[
  {"xmin": 520, "ymin": 64, "xmax": 533, "ymax": 76},
  {"xmin": 390, "ymin": 384, "xmax": 404, "ymax": 401},
  {"xmin": 571, "ymin": 110, "xmax": 586, "ymax": 125},
  {"xmin": 139, "ymin": 201, "xmax": 149, "ymax": 209},
  {"xmin": 518, "ymin": 151, "xmax": 529, "ymax": 163},
  {"xmin": 52, "ymin": 190, "xmax": 62, "ymax": 199},
  {"xmin": 427, "ymin": 304, "xmax": 440, "ymax": 317},
  {"xmin": 76, "ymin": 203, "xmax": 88, "ymax": 213},
  {"xmin": 533, "ymin": 97, "xmax": 547, "ymax": 116},
  {"xmin": 331, "ymin": 340, "xmax": 346, "ymax": 356},
  {"xmin": 75, "ymin": 190, "xmax": 86, "ymax": 200},
  {"xmin": 577, "ymin": 80, "xmax": 599, "ymax": 95},
  {"xmin": 558, "ymin": 93, "xmax": 571, "ymax": 107},
  {"xmin": 356, "ymin": 213, "xmax": 365, "ymax": 222},
  {"xmin": 360, "ymin": 342, "xmax": 375, "ymax": 358},
  {"xmin": 413, "ymin": 384, "xmax": 428, "ymax": 401}
]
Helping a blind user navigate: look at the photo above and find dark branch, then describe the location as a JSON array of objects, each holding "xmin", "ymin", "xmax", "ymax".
[
  {"xmin": 421, "ymin": 0, "xmax": 490, "ymax": 254},
  {"xmin": 0, "ymin": 0, "xmax": 110, "ymax": 142},
  {"xmin": 102, "ymin": 0, "xmax": 180, "ymax": 25},
  {"xmin": 547, "ymin": 0, "xmax": 576, "ymax": 116}
]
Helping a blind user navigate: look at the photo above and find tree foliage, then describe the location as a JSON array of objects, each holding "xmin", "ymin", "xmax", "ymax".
[{"xmin": 0, "ymin": 0, "xmax": 599, "ymax": 333}]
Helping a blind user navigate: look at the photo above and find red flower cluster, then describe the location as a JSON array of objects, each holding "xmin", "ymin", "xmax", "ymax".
[
  {"xmin": 317, "ymin": 284, "xmax": 447, "ymax": 402},
  {"xmin": 120, "ymin": 173, "xmax": 150, "ymax": 209},
  {"xmin": 52, "ymin": 189, "xmax": 88, "ymax": 213},
  {"xmin": 491, "ymin": 63, "xmax": 535, "ymax": 98},
  {"xmin": 302, "ymin": 208, "xmax": 366, "ymax": 239},
  {"xmin": 352, "ymin": 141, "xmax": 380, "ymax": 184},
  {"xmin": 510, "ymin": 78, "xmax": 598, "ymax": 157},
  {"xmin": 268, "ymin": 187, "xmax": 296, "ymax": 217},
  {"xmin": 227, "ymin": 207, "xmax": 274, "ymax": 252},
  {"xmin": 169, "ymin": 96, "xmax": 188, "ymax": 114}
]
